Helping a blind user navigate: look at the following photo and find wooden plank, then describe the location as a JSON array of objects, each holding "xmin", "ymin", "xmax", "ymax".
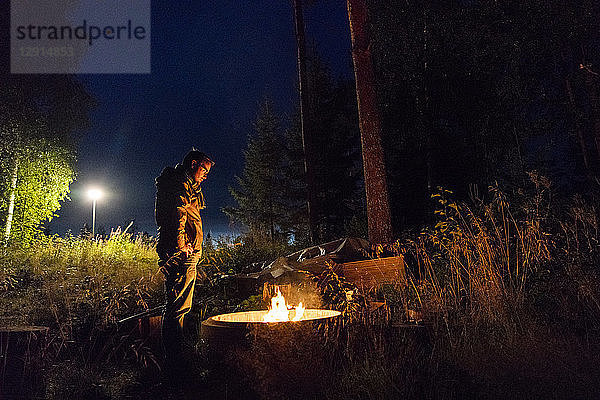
[{"xmin": 339, "ymin": 255, "xmax": 405, "ymax": 290}]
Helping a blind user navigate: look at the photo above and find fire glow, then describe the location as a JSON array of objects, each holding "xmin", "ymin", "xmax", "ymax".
[{"xmin": 263, "ymin": 287, "xmax": 305, "ymax": 322}]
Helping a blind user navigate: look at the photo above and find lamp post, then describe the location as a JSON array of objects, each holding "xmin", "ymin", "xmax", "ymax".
[{"xmin": 87, "ymin": 188, "xmax": 103, "ymax": 238}]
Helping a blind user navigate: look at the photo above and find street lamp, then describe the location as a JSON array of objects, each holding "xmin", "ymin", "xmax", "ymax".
[{"xmin": 87, "ymin": 188, "xmax": 103, "ymax": 238}]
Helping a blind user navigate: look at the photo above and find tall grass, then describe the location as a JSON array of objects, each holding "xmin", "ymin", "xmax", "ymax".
[
  {"xmin": 0, "ymin": 230, "xmax": 164, "ymax": 398},
  {"xmin": 316, "ymin": 179, "xmax": 600, "ymax": 399},
  {"xmin": 402, "ymin": 185, "xmax": 550, "ymax": 332},
  {"xmin": 0, "ymin": 230, "xmax": 160, "ymax": 328}
]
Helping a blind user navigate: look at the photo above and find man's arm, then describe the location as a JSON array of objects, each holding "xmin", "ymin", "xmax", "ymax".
[{"xmin": 175, "ymin": 184, "xmax": 194, "ymax": 256}]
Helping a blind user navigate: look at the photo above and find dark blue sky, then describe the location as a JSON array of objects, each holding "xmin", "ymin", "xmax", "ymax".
[{"xmin": 47, "ymin": 1, "xmax": 352, "ymax": 238}]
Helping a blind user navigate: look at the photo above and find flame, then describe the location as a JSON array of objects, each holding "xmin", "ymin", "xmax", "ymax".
[
  {"xmin": 292, "ymin": 302, "xmax": 305, "ymax": 321},
  {"xmin": 263, "ymin": 287, "xmax": 305, "ymax": 322}
]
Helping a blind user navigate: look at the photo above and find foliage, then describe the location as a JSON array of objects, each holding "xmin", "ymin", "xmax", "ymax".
[
  {"xmin": 399, "ymin": 183, "xmax": 552, "ymax": 329},
  {"xmin": 368, "ymin": 0, "xmax": 600, "ymax": 229},
  {"xmin": 0, "ymin": 231, "xmax": 160, "ymax": 328},
  {"xmin": 0, "ymin": 137, "xmax": 75, "ymax": 244},
  {"xmin": 224, "ymin": 100, "xmax": 291, "ymax": 242},
  {"xmin": 200, "ymin": 233, "xmax": 296, "ymax": 276},
  {"xmin": 368, "ymin": 180, "xmax": 600, "ymax": 398},
  {"xmin": 285, "ymin": 51, "xmax": 365, "ymax": 243},
  {"xmin": 0, "ymin": 75, "xmax": 95, "ymax": 244},
  {"xmin": 0, "ymin": 229, "xmax": 161, "ymax": 398},
  {"xmin": 227, "ymin": 53, "xmax": 365, "ymax": 245},
  {"xmin": 311, "ymin": 261, "xmax": 364, "ymax": 324},
  {"xmin": 304, "ymin": 52, "xmax": 364, "ymax": 242},
  {"xmin": 236, "ymin": 294, "xmax": 264, "ymax": 311}
]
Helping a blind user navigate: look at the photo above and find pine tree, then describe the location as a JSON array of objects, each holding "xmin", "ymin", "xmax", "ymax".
[
  {"xmin": 281, "ymin": 114, "xmax": 311, "ymax": 244},
  {"xmin": 224, "ymin": 100, "xmax": 289, "ymax": 242}
]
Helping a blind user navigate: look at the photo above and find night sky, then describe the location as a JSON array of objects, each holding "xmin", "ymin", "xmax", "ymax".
[{"xmin": 46, "ymin": 1, "xmax": 353, "ymax": 238}]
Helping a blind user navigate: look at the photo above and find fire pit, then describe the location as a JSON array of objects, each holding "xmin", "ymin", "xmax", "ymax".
[{"xmin": 201, "ymin": 287, "xmax": 340, "ymax": 342}]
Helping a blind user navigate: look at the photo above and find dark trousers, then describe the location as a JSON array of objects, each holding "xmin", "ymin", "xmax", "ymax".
[{"xmin": 161, "ymin": 251, "xmax": 201, "ymax": 366}]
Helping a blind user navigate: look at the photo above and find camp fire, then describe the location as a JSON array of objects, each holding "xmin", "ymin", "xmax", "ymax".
[{"xmin": 263, "ymin": 287, "xmax": 305, "ymax": 322}]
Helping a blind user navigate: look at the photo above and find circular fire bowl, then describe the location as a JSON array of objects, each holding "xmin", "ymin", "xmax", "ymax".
[{"xmin": 201, "ymin": 309, "xmax": 341, "ymax": 343}]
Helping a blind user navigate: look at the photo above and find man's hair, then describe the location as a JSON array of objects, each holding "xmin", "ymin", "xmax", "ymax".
[{"xmin": 182, "ymin": 148, "xmax": 214, "ymax": 171}]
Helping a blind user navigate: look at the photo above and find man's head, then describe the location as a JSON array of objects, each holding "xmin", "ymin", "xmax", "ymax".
[{"xmin": 182, "ymin": 149, "xmax": 214, "ymax": 184}]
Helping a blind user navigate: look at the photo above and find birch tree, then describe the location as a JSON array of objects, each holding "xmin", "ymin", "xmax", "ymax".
[{"xmin": 0, "ymin": 76, "xmax": 94, "ymax": 245}]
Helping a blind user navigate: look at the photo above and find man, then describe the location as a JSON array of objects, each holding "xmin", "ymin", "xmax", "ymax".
[{"xmin": 155, "ymin": 149, "xmax": 213, "ymax": 363}]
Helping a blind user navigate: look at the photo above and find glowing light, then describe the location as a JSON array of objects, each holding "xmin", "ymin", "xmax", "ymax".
[
  {"xmin": 292, "ymin": 302, "xmax": 305, "ymax": 321},
  {"xmin": 263, "ymin": 287, "xmax": 306, "ymax": 322},
  {"xmin": 87, "ymin": 188, "xmax": 103, "ymax": 201},
  {"xmin": 86, "ymin": 187, "xmax": 104, "ymax": 237}
]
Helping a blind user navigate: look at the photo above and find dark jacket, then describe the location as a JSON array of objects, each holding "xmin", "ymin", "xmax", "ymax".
[{"xmin": 155, "ymin": 164, "xmax": 205, "ymax": 260}]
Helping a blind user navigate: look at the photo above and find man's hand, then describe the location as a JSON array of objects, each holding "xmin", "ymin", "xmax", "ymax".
[{"xmin": 181, "ymin": 243, "xmax": 194, "ymax": 257}]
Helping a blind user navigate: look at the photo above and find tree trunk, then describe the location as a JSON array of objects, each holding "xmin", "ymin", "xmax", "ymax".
[
  {"xmin": 565, "ymin": 77, "xmax": 593, "ymax": 175},
  {"xmin": 269, "ymin": 201, "xmax": 275, "ymax": 242},
  {"xmin": 583, "ymin": 68, "xmax": 600, "ymax": 167},
  {"xmin": 3, "ymin": 157, "xmax": 19, "ymax": 246},
  {"xmin": 422, "ymin": 9, "xmax": 433, "ymax": 192},
  {"xmin": 347, "ymin": 0, "xmax": 393, "ymax": 245},
  {"xmin": 293, "ymin": 0, "xmax": 319, "ymax": 245}
]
